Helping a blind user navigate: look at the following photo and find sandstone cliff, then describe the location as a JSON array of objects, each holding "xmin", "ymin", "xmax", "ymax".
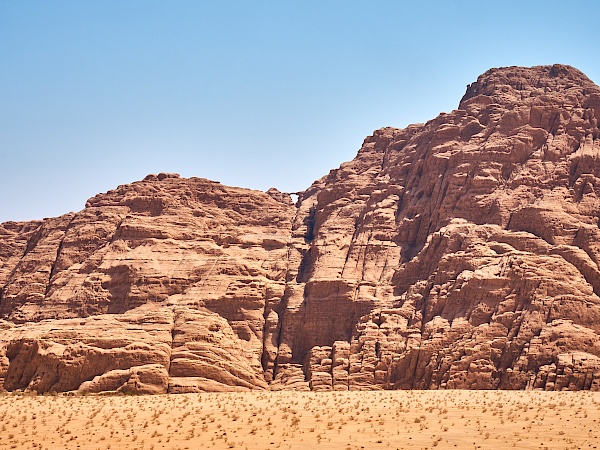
[{"xmin": 2, "ymin": 64, "xmax": 600, "ymax": 392}]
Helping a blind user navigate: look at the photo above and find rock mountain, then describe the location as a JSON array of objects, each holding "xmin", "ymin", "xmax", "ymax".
[{"xmin": 2, "ymin": 64, "xmax": 600, "ymax": 393}]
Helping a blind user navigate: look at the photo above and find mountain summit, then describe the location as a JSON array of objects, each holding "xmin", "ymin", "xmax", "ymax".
[
  {"xmin": 2, "ymin": 65, "xmax": 600, "ymax": 393},
  {"xmin": 460, "ymin": 64, "xmax": 600, "ymax": 107}
]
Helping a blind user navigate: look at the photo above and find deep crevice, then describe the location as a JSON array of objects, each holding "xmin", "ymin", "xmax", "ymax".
[
  {"xmin": 46, "ymin": 215, "xmax": 77, "ymax": 296},
  {"xmin": 304, "ymin": 206, "xmax": 316, "ymax": 242}
]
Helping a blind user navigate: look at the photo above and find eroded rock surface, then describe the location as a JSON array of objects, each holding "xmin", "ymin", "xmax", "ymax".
[{"xmin": 2, "ymin": 65, "xmax": 600, "ymax": 392}]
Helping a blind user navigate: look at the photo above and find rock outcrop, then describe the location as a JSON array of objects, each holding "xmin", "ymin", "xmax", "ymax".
[{"xmin": 2, "ymin": 64, "xmax": 600, "ymax": 392}]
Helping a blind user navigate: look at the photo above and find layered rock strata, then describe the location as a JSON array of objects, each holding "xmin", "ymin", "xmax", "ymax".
[{"xmin": 1, "ymin": 64, "xmax": 600, "ymax": 392}]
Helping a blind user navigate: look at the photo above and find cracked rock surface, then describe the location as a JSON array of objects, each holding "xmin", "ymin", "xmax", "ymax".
[{"xmin": 2, "ymin": 64, "xmax": 600, "ymax": 392}]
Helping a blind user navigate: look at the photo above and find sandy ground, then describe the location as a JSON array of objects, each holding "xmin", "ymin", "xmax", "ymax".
[{"xmin": 0, "ymin": 390, "xmax": 599, "ymax": 449}]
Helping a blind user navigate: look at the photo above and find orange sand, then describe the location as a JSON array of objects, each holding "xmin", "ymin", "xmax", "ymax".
[{"xmin": 0, "ymin": 390, "xmax": 599, "ymax": 449}]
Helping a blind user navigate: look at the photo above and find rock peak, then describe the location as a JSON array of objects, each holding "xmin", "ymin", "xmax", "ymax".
[{"xmin": 459, "ymin": 64, "xmax": 599, "ymax": 108}]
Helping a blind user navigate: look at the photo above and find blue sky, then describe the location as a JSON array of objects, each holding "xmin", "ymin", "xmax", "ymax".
[{"xmin": 1, "ymin": 1, "xmax": 599, "ymax": 223}]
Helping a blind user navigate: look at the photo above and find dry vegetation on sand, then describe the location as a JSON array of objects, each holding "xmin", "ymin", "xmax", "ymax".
[{"xmin": 0, "ymin": 390, "xmax": 599, "ymax": 449}]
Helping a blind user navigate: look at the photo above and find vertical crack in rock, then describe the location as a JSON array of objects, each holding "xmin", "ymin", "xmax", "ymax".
[
  {"xmin": 167, "ymin": 307, "xmax": 176, "ymax": 374},
  {"xmin": 45, "ymin": 215, "xmax": 77, "ymax": 295},
  {"xmin": 22, "ymin": 223, "xmax": 45, "ymax": 258},
  {"xmin": 296, "ymin": 248, "xmax": 312, "ymax": 283},
  {"xmin": 304, "ymin": 206, "xmax": 316, "ymax": 243},
  {"xmin": 3, "ymin": 223, "xmax": 44, "ymax": 286}
]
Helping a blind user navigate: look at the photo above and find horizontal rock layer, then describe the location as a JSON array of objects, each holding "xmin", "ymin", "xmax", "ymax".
[{"xmin": 2, "ymin": 64, "xmax": 600, "ymax": 392}]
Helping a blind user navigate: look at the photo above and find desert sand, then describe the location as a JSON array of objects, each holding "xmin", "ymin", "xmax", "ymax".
[{"xmin": 0, "ymin": 390, "xmax": 598, "ymax": 449}]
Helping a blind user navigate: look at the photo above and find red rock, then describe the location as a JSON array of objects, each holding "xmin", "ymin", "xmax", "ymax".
[{"xmin": 2, "ymin": 65, "xmax": 600, "ymax": 392}]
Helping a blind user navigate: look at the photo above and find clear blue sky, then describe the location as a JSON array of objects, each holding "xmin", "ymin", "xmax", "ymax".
[{"xmin": 1, "ymin": 1, "xmax": 599, "ymax": 223}]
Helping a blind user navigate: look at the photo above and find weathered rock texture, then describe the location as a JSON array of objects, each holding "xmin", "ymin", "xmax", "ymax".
[{"xmin": 2, "ymin": 64, "xmax": 600, "ymax": 392}]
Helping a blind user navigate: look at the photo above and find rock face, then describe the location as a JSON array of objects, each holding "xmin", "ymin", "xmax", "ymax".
[
  {"xmin": 0, "ymin": 176, "xmax": 290, "ymax": 393},
  {"xmin": 2, "ymin": 65, "xmax": 600, "ymax": 392}
]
